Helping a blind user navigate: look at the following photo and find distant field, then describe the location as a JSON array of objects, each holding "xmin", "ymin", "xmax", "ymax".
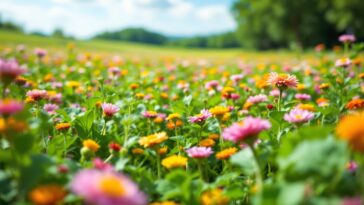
[{"xmin": 0, "ymin": 30, "xmax": 314, "ymax": 63}]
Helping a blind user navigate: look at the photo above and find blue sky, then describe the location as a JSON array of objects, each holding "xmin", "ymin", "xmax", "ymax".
[{"xmin": 0, "ymin": 0, "xmax": 237, "ymax": 39}]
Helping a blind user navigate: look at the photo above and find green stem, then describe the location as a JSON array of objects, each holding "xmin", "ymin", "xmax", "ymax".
[
  {"xmin": 63, "ymin": 134, "xmax": 67, "ymax": 158},
  {"xmin": 277, "ymin": 88, "xmax": 283, "ymax": 111},
  {"xmin": 197, "ymin": 159, "xmax": 206, "ymax": 181},
  {"xmin": 248, "ymin": 144, "xmax": 263, "ymax": 202},
  {"xmin": 156, "ymin": 150, "xmax": 161, "ymax": 179},
  {"xmin": 104, "ymin": 154, "xmax": 113, "ymax": 163}
]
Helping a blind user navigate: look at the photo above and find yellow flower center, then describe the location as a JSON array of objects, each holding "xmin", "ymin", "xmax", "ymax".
[
  {"xmin": 99, "ymin": 175, "xmax": 125, "ymax": 197},
  {"xmin": 295, "ymin": 114, "xmax": 302, "ymax": 120}
]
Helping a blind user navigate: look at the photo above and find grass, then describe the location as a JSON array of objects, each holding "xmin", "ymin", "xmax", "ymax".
[{"xmin": 0, "ymin": 30, "xmax": 312, "ymax": 62}]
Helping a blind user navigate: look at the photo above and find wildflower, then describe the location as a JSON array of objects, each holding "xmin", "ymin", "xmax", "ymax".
[
  {"xmin": 71, "ymin": 169, "xmax": 146, "ymax": 205},
  {"xmin": 246, "ymin": 94, "xmax": 268, "ymax": 104},
  {"xmin": 335, "ymin": 58, "xmax": 351, "ymax": 68},
  {"xmin": 26, "ymin": 89, "xmax": 48, "ymax": 101},
  {"xmin": 166, "ymin": 113, "xmax": 181, "ymax": 121},
  {"xmin": 34, "ymin": 48, "xmax": 47, "ymax": 58},
  {"xmin": 208, "ymin": 133, "xmax": 219, "ymax": 140},
  {"xmin": 83, "ymin": 139, "xmax": 100, "ymax": 153},
  {"xmin": 341, "ymin": 197, "xmax": 362, "ymax": 205},
  {"xmin": 216, "ymin": 147, "xmax": 238, "ymax": 160},
  {"xmin": 28, "ymin": 184, "xmax": 66, "ymax": 205},
  {"xmin": 222, "ymin": 117, "xmax": 271, "ymax": 143},
  {"xmin": 230, "ymin": 74, "xmax": 244, "ymax": 83},
  {"xmin": 139, "ymin": 132, "xmax": 168, "ymax": 148},
  {"xmin": 201, "ymin": 188, "xmax": 229, "ymax": 205},
  {"xmin": 319, "ymin": 83, "xmax": 330, "ymax": 90},
  {"xmin": 284, "ymin": 109, "xmax": 314, "ymax": 124},
  {"xmin": 43, "ymin": 103, "xmax": 59, "ymax": 114},
  {"xmin": 346, "ymin": 99, "xmax": 364, "ymax": 110},
  {"xmin": 339, "ymin": 34, "xmax": 356, "ymax": 43},
  {"xmin": 296, "ymin": 104, "xmax": 316, "ymax": 112},
  {"xmin": 161, "ymin": 155, "xmax": 187, "ymax": 169},
  {"xmin": 336, "ymin": 112, "xmax": 364, "ymax": 152},
  {"xmin": 267, "ymin": 72, "xmax": 298, "ymax": 88},
  {"xmin": 209, "ymin": 106, "xmax": 229, "ymax": 119},
  {"xmin": 109, "ymin": 142, "xmax": 121, "ymax": 153},
  {"xmin": 142, "ymin": 110, "xmax": 158, "ymax": 118},
  {"xmin": 295, "ymin": 93, "xmax": 311, "ymax": 101},
  {"xmin": 316, "ymin": 98, "xmax": 329, "ymax": 107},
  {"xmin": 150, "ymin": 201, "xmax": 179, "ymax": 205},
  {"xmin": 346, "ymin": 161, "xmax": 358, "ymax": 173},
  {"xmin": 158, "ymin": 147, "xmax": 168, "ymax": 155},
  {"xmin": 186, "ymin": 146, "xmax": 213, "ymax": 158},
  {"xmin": 93, "ymin": 158, "xmax": 113, "ymax": 171},
  {"xmin": 166, "ymin": 120, "xmax": 183, "ymax": 130},
  {"xmin": 66, "ymin": 81, "xmax": 81, "ymax": 89},
  {"xmin": 205, "ymin": 80, "xmax": 219, "ymax": 90},
  {"xmin": 0, "ymin": 99, "xmax": 23, "ymax": 115},
  {"xmin": 199, "ymin": 138, "xmax": 215, "ymax": 147},
  {"xmin": 132, "ymin": 148, "xmax": 144, "ymax": 155},
  {"xmin": 189, "ymin": 109, "xmax": 212, "ymax": 124},
  {"xmin": 55, "ymin": 123, "xmax": 71, "ymax": 131},
  {"xmin": 130, "ymin": 83, "xmax": 139, "ymax": 89},
  {"xmin": 0, "ymin": 59, "xmax": 26, "ymax": 82},
  {"xmin": 102, "ymin": 103, "xmax": 120, "ymax": 117}
]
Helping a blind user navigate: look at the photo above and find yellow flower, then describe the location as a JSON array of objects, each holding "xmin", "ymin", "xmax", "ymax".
[
  {"xmin": 161, "ymin": 155, "xmax": 187, "ymax": 169},
  {"xmin": 99, "ymin": 175, "xmax": 125, "ymax": 197},
  {"xmin": 28, "ymin": 184, "xmax": 66, "ymax": 205},
  {"xmin": 209, "ymin": 106, "xmax": 229, "ymax": 118},
  {"xmin": 158, "ymin": 147, "xmax": 168, "ymax": 155},
  {"xmin": 199, "ymin": 138, "xmax": 215, "ymax": 147},
  {"xmin": 296, "ymin": 83, "xmax": 306, "ymax": 90},
  {"xmin": 296, "ymin": 104, "xmax": 316, "ymax": 112},
  {"xmin": 139, "ymin": 132, "xmax": 168, "ymax": 148},
  {"xmin": 135, "ymin": 93, "xmax": 145, "ymax": 99},
  {"xmin": 201, "ymin": 188, "xmax": 229, "ymax": 205},
  {"xmin": 208, "ymin": 134, "xmax": 220, "ymax": 140},
  {"xmin": 150, "ymin": 201, "xmax": 179, "ymax": 205},
  {"xmin": 83, "ymin": 139, "xmax": 100, "ymax": 152},
  {"xmin": 216, "ymin": 147, "xmax": 238, "ymax": 160},
  {"xmin": 336, "ymin": 111, "xmax": 364, "ymax": 152},
  {"xmin": 66, "ymin": 81, "xmax": 81, "ymax": 89},
  {"xmin": 132, "ymin": 148, "xmax": 144, "ymax": 154},
  {"xmin": 55, "ymin": 123, "xmax": 71, "ymax": 131},
  {"xmin": 166, "ymin": 113, "xmax": 181, "ymax": 121}
]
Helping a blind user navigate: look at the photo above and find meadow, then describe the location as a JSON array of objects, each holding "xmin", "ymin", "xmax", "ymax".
[{"xmin": 0, "ymin": 31, "xmax": 363, "ymax": 205}]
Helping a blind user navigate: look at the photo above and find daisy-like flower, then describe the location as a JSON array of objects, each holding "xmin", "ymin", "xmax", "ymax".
[
  {"xmin": 71, "ymin": 169, "xmax": 147, "ymax": 205},
  {"xmin": 142, "ymin": 110, "xmax": 158, "ymax": 118},
  {"xmin": 83, "ymin": 139, "xmax": 100, "ymax": 153},
  {"xmin": 209, "ymin": 106, "xmax": 229, "ymax": 118},
  {"xmin": 28, "ymin": 184, "xmax": 66, "ymax": 205},
  {"xmin": 43, "ymin": 103, "xmax": 59, "ymax": 114},
  {"xmin": 335, "ymin": 58, "xmax": 351, "ymax": 68},
  {"xmin": 246, "ymin": 94, "xmax": 268, "ymax": 104},
  {"xmin": 34, "ymin": 48, "xmax": 47, "ymax": 58},
  {"xmin": 102, "ymin": 103, "xmax": 120, "ymax": 117},
  {"xmin": 139, "ymin": 132, "xmax": 168, "ymax": 148},
  {"xmin": 205, "ymin": 80, "xmax": 219, "ymax": 90},
  {"xmin": 215, "ymin": 147, "xmax": 238, "ymax": 160},
  {"xmin": 346, "ymin": 99, "xmax": 364, "ymax": 110},
  {"xmin": 26, "ymin": 89, "xmax": 48, "ymax": 101},
  {"xmin": 283, "ymin": 108, "xmax": 314, "ymax": 124},
  {"xmin": 336, "ymin": 111, "xmax": 364, "ymax": 152},
  {"xmin": 339, "ymin": 34, "xmax": 356, "ymax": 43},
  {"xmin": 230, "ymin": 74, "xmax": 244, "ymax": 83},
  {"xmin": 185, "ymin": 146, "xmax": 213, "ymax": 158},
  {"xmin": 201, "ymin": 188, "xmax": 229, "ymax": 205},
  {"xmin": 222, "ymin": 117, "xmax": 271, "ymax": 143},
  {"xmin": 295, "ymin": 93, "xmax": 311, "ymax": 101},
  {"xmin": 188, "ymin": 109, "xmax": 212, "ymax": 124},
  {"xmin": 0, "ymin": 59, "xmax": 26, "ymax": 82},
  {"xmin": 55, "ymin": 122, "xmax": 71, "ymax": 131},
  {"xmin": 267, "ymin": 72, "xmax": 298, "ymax": 88},
  {"xmin": 0, "ymin": 99, "xmax": 23, "ymax": 115},
  {"xmin": 161, "ymin": 155, "xmax": 188, "ymax": 169}
]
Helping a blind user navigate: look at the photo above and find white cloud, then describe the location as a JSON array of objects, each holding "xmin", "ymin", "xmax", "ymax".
[{"xmin": 0, "ymin": 0, "xmax": 236, "ymax": 38}]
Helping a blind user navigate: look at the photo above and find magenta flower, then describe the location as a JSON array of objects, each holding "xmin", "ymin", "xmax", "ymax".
[
  {"xmin": 346, "ymin": 161, "xmax": 358, "ymax": 173},
  {"xmin": 142, "ymin": 111, "xmax": 158, "ymax": 118},
  {"xmin": 34, "ymin": 48, "xmax": 47, "ymax": 58},
  {"xmin": 295, "ymin": 93, "xmax": 311, "ymax": 101},
  {"xmin": 186, "ymin": 146, "xmax": 213, "ymax": 158},
  {"xmin": 0, "ymin": 99, "xmax": 23, "ymax": 115},
  {"xmin": 284, "ymin": 108, "xmax": 314, "ymax": 124},
  {"xmin": 205, "ymin": 80, "xmax": 219, "ymax": 90},
  {"xmin": 43, "ymin": 103, "xmax": 59, "ymax": 114},
  {"xmin": 93, "ymin": 158, "xmax": 113, "ymax": 171},
  {"xmin": 223, "ymin": 116, "xmax": 271, "ymax": 143},
  {"xmin": 247, "ymin": 94, "xmax": 268, "ymax": 104},
  {"xmin": 341, "ymin": 197, "xmax": 362, "ymax": 205},
  {"xmin": 49, "ymin": 93, "xmax": 62, "ymax": 104},
  {"xmin": 0, "ymin": 59, "xmax": 26, "ymax": 81},
  {"xmin": 189, "ymin": 109, "xmax": 212, "ymax": 123},
  {"xmin": 71, "ymin": 169, "xmax": 147, "ymax": 205},
  {"xmin": 26, "ymin": 89, "xmax": 48, "ymax": 101},
  {"xmin": 339, "ymin": 34, "xmax": 356, "ymax": 43},
  {"xmin": 102, "ymin": 103, "xmax": 120, "ymax": 117},
  {"xmin": 230, "ymin": 93, "xmax": 240, "ymax": 100}
]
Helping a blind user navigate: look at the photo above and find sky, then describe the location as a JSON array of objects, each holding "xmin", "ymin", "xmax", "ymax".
[{"xmin": 0, "ymin": 0, "xmax": 237, "ymax": 39}]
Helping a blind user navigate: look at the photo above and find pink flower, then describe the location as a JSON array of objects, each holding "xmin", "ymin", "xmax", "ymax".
[
  {"xmin": 295, "ymin": 93, "xmax": 311, "ymax": 101},
  {"xmin": 346, "ymin": 161, "xmax": 358, "ymax": 173},
  {"xmin": 230, "ymin": 93, "xmax": 240, "ymax": 100},
  {"xmin": 284, "ymin": 108, "xmax": 314, "ymax": 124},
  {"xmin": 186, "ymin": 146, "xmax": 213, "ymax": 158},
  {"xmin": 247, "ymin": 94, "xmax": 268, "ymax": 104},
  {"xmin": 49, "ymin": 93, "xmax": 62, "ymax": 104},
  {"xmin": 0, "ymin": 99, "xmax": 23, "ymax": 115},
  {"xmin": 102, "ymin": 103, "xmax": 120, "ymax": 117},
  {"xmin": 34, "ymin": 48, "xmax": 47, "ymax": 58},
  {"xmin": 335, "ymin": 58, "xmax": 351, "ymax": 67},
  {"xmin": 341, "ymin": 197, "xmax": 362, "ymax": 205},
  {"xmin": 223, "ymin": 116, "xmax": 271, "ymax": 143},
  {"xmin": 267, "ymin": 72, "xmax": 298, "ymax": 88},
  {"xmin": 93, "ymin": 158, "xmax": 113, "ymax": 171},
  {"xmin": 43, "ymin": 103, "xmax": 59, "ymax": 114},
  {"xmin": 230, "ymin": 74, "xmax": 244, "ymax": 82},
  {"xmin": 0, "ymin": 59, "xmax": 26, "ymax": 80},
  {"xmin": 71, "ymin": 169, "xmax": 147, "ymax": 205},
  {"xmin": 189, "ymin": 109, "xmax": 212, "ymax": 123},
  {"xmin": 142, "ymin": 111, "xmax": 158, "ymax": 118},
  {"xmin": 26, "ymin": 89, "xmax": 48, "ymax": 101},
  {"xmin": 339, "ymin": 34, "xmax": 356, "ymax": 43},
  {"xmin": 205, "ymin": 80, "xmax": 219, "ymax": 90},
  {"xmin": 269, "ymin": 89, "xmax": 286, "ymax": 98}
]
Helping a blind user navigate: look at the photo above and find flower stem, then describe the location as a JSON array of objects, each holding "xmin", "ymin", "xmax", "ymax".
[
  {"xmin": 277, "ymin": 89, "xmax": 283, "ymax": 111},
  {"xmin": 156, "ymin": 150, "xmax": 161, "ymax": 179}
]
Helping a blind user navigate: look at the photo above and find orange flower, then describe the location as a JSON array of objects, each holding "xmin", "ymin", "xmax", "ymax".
[
  {"xmin": 216, "ymin": 147, "xmax": 238, "ymax": 160},
  {"xmin": 336, "ymin": 112, "xmax": 364, "ymax": 152},
  {"xmin": 28, "ymin": 184, "xmax": 66, "ymax": 205},
  {"xmin": 200, "ymin": 188, "xmax": 229, "ymax": 205},
  {"xmin": 199, "ymin": 138, "xmax": 215, "ymax": 147},
  {"xmin": 346, "ymin": 99, "xmax": 364, "ymax": 110},
  {"xmin": 139, "ymin": 132, "xmax": 168, "ymax": 148},
  {"xmin": 83, "ymin": 139, "xmax": 100, "ymax": 152},
  {"xmin": 132, "ymin": 148, "xmax": 144, "ymax": 155},
  {"xmin": 267, "ymin": 72, "xmax": 298, "ymax": 88},
  {"xmin": 55, "ymin": 123, "xmax": 71, "ymax": 131}
]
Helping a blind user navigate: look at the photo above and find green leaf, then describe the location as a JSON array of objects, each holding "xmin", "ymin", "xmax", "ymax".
[
  {"xmin": 230, "ymin": 148, "xmax": 257, "ymax": 175},
  {"xmin": 73, "ymin": 110, "xmax": 96, "ymax": 138}
]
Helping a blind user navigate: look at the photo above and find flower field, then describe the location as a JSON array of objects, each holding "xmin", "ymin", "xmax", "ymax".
[{"xmin": 1, "ymin": 35, "xmax": 364, "ymax": 205}]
